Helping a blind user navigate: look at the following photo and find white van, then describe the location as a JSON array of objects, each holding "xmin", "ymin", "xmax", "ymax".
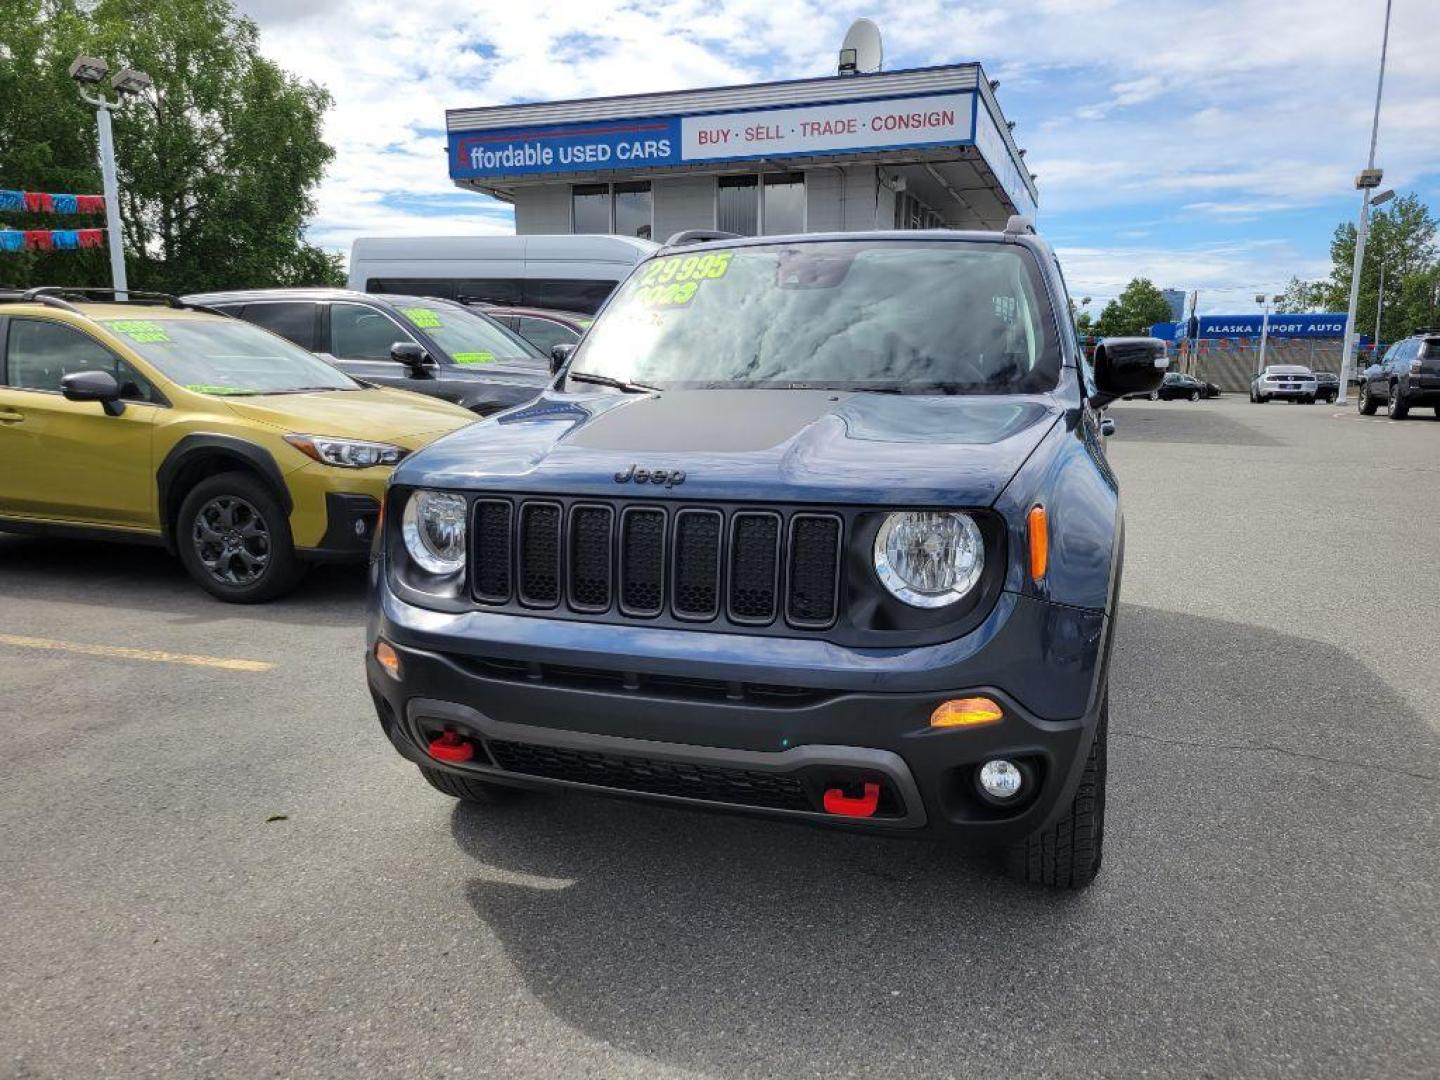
[{"xmin": 346, "ymin": 234, "xmax": 657, "ymax": 315}]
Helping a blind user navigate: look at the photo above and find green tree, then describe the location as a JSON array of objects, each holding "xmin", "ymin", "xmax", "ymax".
[
  {"xmin": 1093, "ymin": 278, "xmax": 1174, "ymax": 337},
  {"xmin": 0, "ymin": 0, "xmax": 343, "ymax": 292},
  {"xmin": 1314, "ymin": 193, "xmax": 1438, "ymax": 345},
  {"xmin": 1274, "ymin": 276, "xmax": 1326, "ymax": 313}
]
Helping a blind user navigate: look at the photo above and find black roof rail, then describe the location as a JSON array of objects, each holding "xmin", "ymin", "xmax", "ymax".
[
  {"xmin": 0, "ymin": 287, "xmax": 234, "ymax": 318},
  {"xmin": 0, "ymin": 291, "xmax": 84, "ymax": 314},
  {"xmin": 22, "ymin": 286, "xmax": 187, "ymax": 308},
  {"xmin": 661, "ymin": 229, "xmax": 742, "ymax": 250}
]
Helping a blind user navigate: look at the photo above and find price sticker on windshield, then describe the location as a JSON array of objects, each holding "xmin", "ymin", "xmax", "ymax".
[
  {"xmin": 107, "ymin": 319, "xmax": 170, "ymax": 343},
  {"xmin": 185, "ymin": 384, "xmax": 252, "ymax": 395},
  {"xmin": 400, "ymin": 307, "xmax": 442, "ymax": 329},
  {"xmin": 453, "ymin": 351, "xmax": 495, "ymax": 365},
  {"xmin": 636, "ymin": 251, "xmax": 732, "ymax": 288}
]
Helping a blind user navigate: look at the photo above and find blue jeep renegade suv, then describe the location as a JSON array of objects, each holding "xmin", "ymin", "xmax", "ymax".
[{"xmin": 365, "ymin": 222, "xmax": 1165, "ymax": 889}]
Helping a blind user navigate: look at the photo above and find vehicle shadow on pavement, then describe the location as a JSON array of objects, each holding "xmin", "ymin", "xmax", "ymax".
[
  {"xmin": 0, "ymin": 535, "xmax": 368, "ymax": 626},
  {"xmin": 445, "ymin": 604, "xmax": 1439, "ymax": 1078}
]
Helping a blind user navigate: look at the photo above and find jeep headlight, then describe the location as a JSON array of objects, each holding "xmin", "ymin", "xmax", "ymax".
[
  {"xmin": 873, "ymin": 511, "xmax": 984, "ymax": 608},
  {"xmin": 402, "ymin": 490, "xmax": 467, "ymax": 575}
]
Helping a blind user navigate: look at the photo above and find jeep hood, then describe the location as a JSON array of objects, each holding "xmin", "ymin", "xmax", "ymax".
[
  {"xmin": 223, "ymin": 386, "xmax": 475, "ymax": 447},
  {"xmin": 394, "ymin": 389, "xmax": 1060, "ymax": 506}
]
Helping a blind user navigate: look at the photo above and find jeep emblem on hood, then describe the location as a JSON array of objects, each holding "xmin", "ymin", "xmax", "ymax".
[{"xmin": 614, "ymin": 464, "xmax": 686, "ymax": 488}]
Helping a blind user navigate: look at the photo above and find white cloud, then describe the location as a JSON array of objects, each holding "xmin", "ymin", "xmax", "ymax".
[{"xmin": 231, "ymin": 0, "xmax": 1440, "ymax": 299}]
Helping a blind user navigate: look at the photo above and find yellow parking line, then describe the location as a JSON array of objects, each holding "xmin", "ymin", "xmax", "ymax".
[{"xmin": 0, "ymin": 634, "xmax": 273, "ymax": 672}]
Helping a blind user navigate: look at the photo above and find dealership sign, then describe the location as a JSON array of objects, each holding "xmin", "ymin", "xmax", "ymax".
[
  {"xmin": 1149, "ymin": 314, "xmax": 1353, "ymax": 340},
  {"xmin": 449, "ymin": 92, "xmax": 977, "ymax": 180}
]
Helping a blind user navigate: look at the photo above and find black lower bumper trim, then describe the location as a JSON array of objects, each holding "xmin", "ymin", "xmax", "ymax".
[
  {"xmin": 303, "ymin": 493, "xmax": 380, "ymax": 562},
  {"xmin": 404, "ymin": 697, "xmax": 928, "ymax": 828}
]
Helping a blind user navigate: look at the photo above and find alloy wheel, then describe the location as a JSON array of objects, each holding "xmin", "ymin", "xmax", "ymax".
[{"xmin": 192, "ymin": 495, "xmax": 271, "ymax": 586}]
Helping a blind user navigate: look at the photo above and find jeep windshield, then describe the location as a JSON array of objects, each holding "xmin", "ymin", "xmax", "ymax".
[
  {"xmin": 566, "ymin": 240, "xmax": 1061, "ymax": 394},
  {"xmin": 101, "ymin": 317, "xmax": 360, "ymax": 396}
]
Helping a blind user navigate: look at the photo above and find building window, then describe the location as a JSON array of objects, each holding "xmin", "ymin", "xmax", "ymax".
[
  {"xmin": 572, "ymin": 184, "xmax": 610, "ymax": 234},
  {"xmin": 762, "ymin": 173, "xmax": 805, "ymax": 235},
  {"xmin": 613, "ymin": 181, "xmax": 652, "ymax": 239},
  {"xmin": 572, "ymin": 182, "xmax": 653, "ymax": 237},
  {"xmin": 718, "ymin": 175, "xmax": 759, "ymax": 235},
  {"xmin": 893, "ymin": 190, "xmax": 943, "ymax": 231}
]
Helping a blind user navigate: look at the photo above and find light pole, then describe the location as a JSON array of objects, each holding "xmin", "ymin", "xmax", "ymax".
[
  {"xmin": 68, "ymin": 55, "xmax": 152, "ymax": 297},
  {"xmin": 1255, "ymin": 294, "xmax": 1272, "ymax": 374},
  {"xmin": 1338, "ymin": 0, "xmax": 1393, "ymax": 404},
  {"xmin": 1370, "ymin": 188, "xmax": 1395, "ymax": 357}
]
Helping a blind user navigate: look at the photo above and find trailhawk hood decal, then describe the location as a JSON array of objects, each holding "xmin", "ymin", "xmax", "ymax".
[{"xmin": 393, "ymin": 389, "xmax": 1060, "ymax": 506}]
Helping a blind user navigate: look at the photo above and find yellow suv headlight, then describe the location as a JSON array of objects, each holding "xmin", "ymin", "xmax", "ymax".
[{"xmin": 285, "ymin": 434, "xmax": 405, "ymax": 469}]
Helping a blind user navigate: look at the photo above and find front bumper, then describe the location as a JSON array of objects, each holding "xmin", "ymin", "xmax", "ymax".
[
  {"xmin": 367, "ymin": 575, "xmax": 1112, "ymax": 849},
  {"xmin": 1259, "ymin": 384, "xmax": 1316, "ymax": 399}
]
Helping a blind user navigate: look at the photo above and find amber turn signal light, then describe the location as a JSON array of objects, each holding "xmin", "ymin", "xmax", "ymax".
[
  {"xmin": 930, "ymin": 697, "xmax": 1004, "ymax": 728},
  {"xmin": 1027, "ymin": 504, "xmax": 1048, "ymax": 582},
  {"xmin": 374, "ymin": 640, "xmax": 401, "ymax": 678}
]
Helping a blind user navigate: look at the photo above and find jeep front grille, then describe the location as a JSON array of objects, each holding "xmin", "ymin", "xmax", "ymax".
[{"xmin": 468, "ymin": 497, "xmax": 844, "ymax": 632}]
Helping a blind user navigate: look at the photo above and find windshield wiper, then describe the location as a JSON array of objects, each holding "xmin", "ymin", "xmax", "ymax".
[
  {"xmin": 259, "ymin": 386, "xmax": 358, "ymax": 395},
  {"xmin": 566, "ymin": 372, "xmax": 660, "ymax": 394}
]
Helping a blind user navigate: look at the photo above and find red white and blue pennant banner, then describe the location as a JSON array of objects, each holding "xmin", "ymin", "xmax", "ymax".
[
  {"xmin": 0, "ymin": 229, "xmax": 106, "ymax": 252},
  {"xmin": 0, "ymin": 190, "xmax": 106, "ymax": 215}
]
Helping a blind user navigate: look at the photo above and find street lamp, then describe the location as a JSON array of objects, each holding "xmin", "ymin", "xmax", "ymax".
[
  {"xmin": 1370, "ymin": 189, "xmax": 1396, "ymax": 356},
  {"xmin": 69, "ymin": 53, "xmax": 152, "ymax": 296},
  {"xmin": 1255, "ymin": 294, "xmax": 1272, "ymax": 374},
  {"xmin": 1338, "ymin": 0, "xmax": 1394, "ymax": 404}
]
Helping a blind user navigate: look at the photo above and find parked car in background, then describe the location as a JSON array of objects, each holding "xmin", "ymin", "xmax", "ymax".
[
  {"xmin": 1312, "ymin": 371, "xmax": 1340, "ymax": 403},
  {"xmin": 1157, "ymin": 372, "xmax": 1203, "ymax": 400},
  {"xmin": 346, "ymin": 234, "xmax": 657, "ymax": 315},
  {"xmin": 0, "ymin": 287, "xmax": 475, "ymax": 602},
  {"xmin": 481, "ymin": 306, "xmax": 592, "ymax": 353},
  {"xmin": 183, "ymin": 289, "xmax": 550, "ymax": 416},
  {"xmin": 1356, "ymin": 331, "xmax": 1440, "ymax": 419},
  {"xmin": 1196, "ymin": 377, "xmax": 1221, "ymax": 398},
  {"xmin": 1250, "ymin": 365, "xmax": 1318, "ymax": 403}
]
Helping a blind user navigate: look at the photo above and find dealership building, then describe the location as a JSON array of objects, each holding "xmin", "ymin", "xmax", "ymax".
[{"xmin": 444, "ymin": 63, "xmax": 1037, "ymax": 241}]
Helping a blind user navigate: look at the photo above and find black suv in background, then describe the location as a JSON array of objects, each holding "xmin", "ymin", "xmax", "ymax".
[
  {"xmin": 184, "ymin": 289, "xmax": 550, "ymax": 416},
  {"xmin": 1357, "ymin": 332, "xmax": 1440, "ymax": 419}
]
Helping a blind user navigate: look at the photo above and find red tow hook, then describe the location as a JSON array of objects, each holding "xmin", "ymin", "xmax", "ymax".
[
  {"xmin": 427, "ymin": 731, "xmax": 475, "ymax": 764},
  {"xmin": 823, "ymin": 781, "xmax": 881, "ymax": 819}
]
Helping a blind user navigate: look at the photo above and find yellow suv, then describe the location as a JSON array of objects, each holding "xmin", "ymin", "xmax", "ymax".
[{"xmin": 0, "ymin": 288, "xmax": 478, "ymax": 602}]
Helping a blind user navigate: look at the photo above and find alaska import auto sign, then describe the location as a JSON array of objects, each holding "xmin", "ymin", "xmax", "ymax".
[{"xmin": 449, "ymin": 91, "xmax": 977, "ymax": 180}]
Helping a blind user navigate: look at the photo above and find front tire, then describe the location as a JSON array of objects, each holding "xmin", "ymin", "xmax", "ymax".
[
  {"xmin": 176, "ymin": 471, "xmax": 304, "ymax": 603},
  {"xmin": 1188, "ymin": 390, "xmax": 1199, "ymax": 401},
  {"xmin": 1389, "ymin": 383, "xmax": 1410, "ymax": 419},
  {"xmin": 1358, "ymin": 385, "xmax": 1378, "ymax": 414},
  {"xmin": 419, "ymin": 765, "xmax": 524, "ymax": 804},
  {"xmin": 1002, "ymin": 700, "xmax": 1107, "ymax": 889}
]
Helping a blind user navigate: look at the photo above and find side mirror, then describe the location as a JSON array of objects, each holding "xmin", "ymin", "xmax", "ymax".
[
  {"xmin": 549, "ymin": 342, "xmax": 576, "ymax": 375},
  {"xmin": 1090, "ymin": 337, "xmax": 1167, "ymax": 408},
  {"xmin": 61, "ymin": 369, "xmax": 124, "ymax": 416},
  {"xmin": 390, "ymin": 342, "xmax": 433, "ymax": 372},
  {"xmin": 1100, "ymin": 417, "xmax": 1116, "ymax": 437}
]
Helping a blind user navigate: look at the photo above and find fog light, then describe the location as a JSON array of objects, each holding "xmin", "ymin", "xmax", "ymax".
[
  {"xmin": 374, "ymin": 640, "xmax": 401, "ymax": 679},
  {"xmin": 978, "ymin": 759, "xmax": 1023, "ymax": 800}
]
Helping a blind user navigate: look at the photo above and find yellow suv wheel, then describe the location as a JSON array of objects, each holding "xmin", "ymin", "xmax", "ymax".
[{"xmin": 175, "ymin": 471, "xmax": 306, "ymax": 603}]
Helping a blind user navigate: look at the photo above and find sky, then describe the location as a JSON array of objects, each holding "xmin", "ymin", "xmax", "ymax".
[{"xmin": 235, "ymin": 0, "xmax": 1440, "ymax": 315}]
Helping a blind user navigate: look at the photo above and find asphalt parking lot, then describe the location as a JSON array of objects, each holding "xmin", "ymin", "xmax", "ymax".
[{"xmin": 2, "ymin": 396, "xmax": 1437, "ymax": 1080}]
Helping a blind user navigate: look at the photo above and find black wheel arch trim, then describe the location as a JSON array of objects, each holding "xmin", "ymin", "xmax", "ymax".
[{"xmin": 157, "ymin": 434, "xmax": 293, "ymax": 551}]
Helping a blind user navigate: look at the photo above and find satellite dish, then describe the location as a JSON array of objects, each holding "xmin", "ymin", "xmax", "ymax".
[{"xmin": 838, "ymin": 19, "xmax": 883, "ymax": 76}]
